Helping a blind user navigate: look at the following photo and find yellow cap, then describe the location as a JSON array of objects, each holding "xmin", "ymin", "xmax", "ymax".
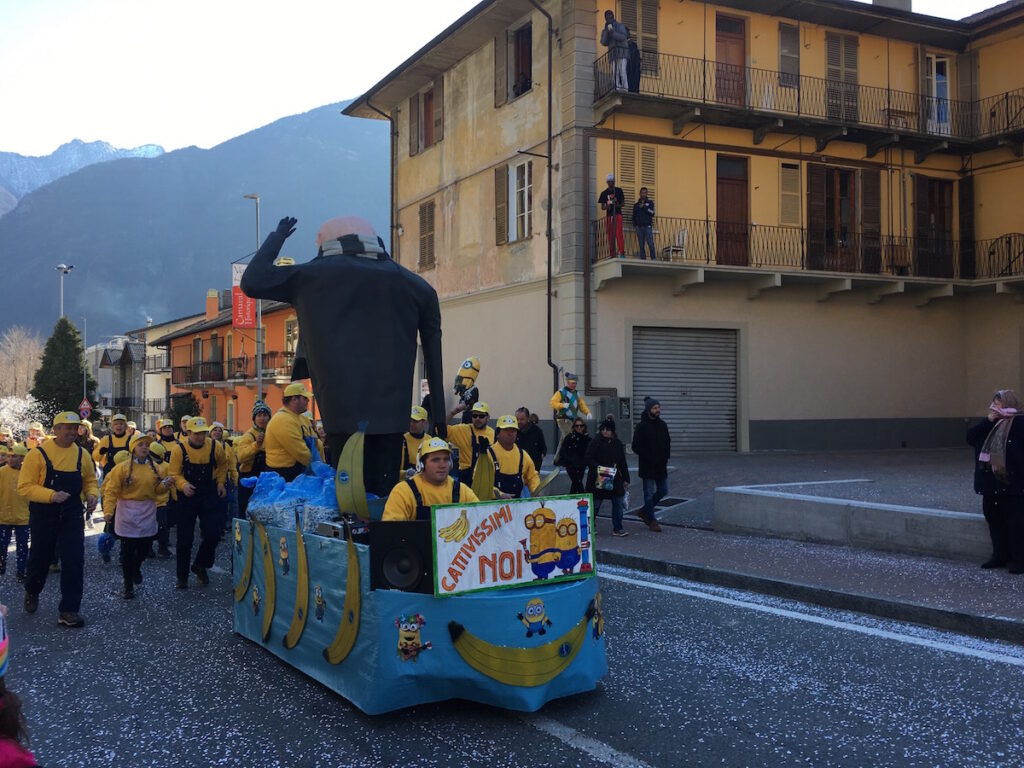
[
  {"xmin": 283, "ymin": 382, "xmax": 313, "ymax": 399},
  {"xmin": 11, "ymin": 444, "xmax": 28, "ymax": 457},
  {"xmin": 28, "ymin": 421, "xmax": 44, "ymax": 432},
  {"xmin": 113, "ymin": 450, "xmax": 131, "ymax": 465},
  {"xmin": 211, "ymin": 421, "xmax": 225, "ymax": 430},
  {"xmin": 149, "ymin": 442, "xmax": 167, "ymax": 458},
  {"xmin": 0, "ymin": 426, "xmax": 11, "ymax": 437},
  {"xmin": 470, "ymin": 402, "xmax": 490, "ymax": 415},
  {"xmin": 417, "ymin": 437, "xmax": 452, "ymax": 462},
  {"xmin": 127, "ymin": 421, "xmax": 137, "ymax": 429},
  {"xmin": 496, "ymin": 415, "xmax": 518, "ymax": 430},
  {"xmin": 187, "ymin": 416, "xmax": 211, "ymax": 433},
  {"xmin": 410, "ymin": 405, "xmax": 428, "ymax": 421},
  {"xmin": 111, "ymin": 413, "xmax": 127, "ymax": 423},
  {"xmin": 53, "ymin": 412, "xmax": 81, "ymax": 427},
  {"xmin": 129, "ymin": 433, "xmax": 155, "ymax": 450},
  {"xmin": 156, "ymin": 418, "xmax": 174, "ymax": 430}
]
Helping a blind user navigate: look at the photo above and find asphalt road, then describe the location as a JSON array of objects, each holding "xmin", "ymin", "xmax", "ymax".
[{"xmin": 6, "ymin": 544, "xmax": 1023, "ymax": 767}]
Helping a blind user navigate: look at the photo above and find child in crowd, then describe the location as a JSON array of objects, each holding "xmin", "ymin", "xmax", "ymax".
[{"xmin": 0, "ymin": 608, "xmax": 38, "ymax": 767}]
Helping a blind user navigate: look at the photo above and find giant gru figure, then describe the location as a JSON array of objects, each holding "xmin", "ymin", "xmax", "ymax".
[{"xmin": 241, "ymin": 215, "xmax": 447, "ymax": 497}]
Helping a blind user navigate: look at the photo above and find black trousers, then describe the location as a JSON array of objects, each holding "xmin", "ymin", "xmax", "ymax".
[
  {"xmin": 120, "ymin": 536, "xmax": 151, "ymax": 586},
  {"xmin": 176, "ymin": 491, "xmax": 222, "ymax": 581},
  {"xmin": 984, "ymin": 495, "xmax": 1024, "ymax": 566},
  {"xmin": 566, "ymin": 466, "xmax": 586, "ymax": 494},
  {"xmin": 26, "ymin": 505, "xmax": 85, "ymax": 613},
  {"xmin": 326, "ymin": 432, "xmax": 403, "ymax": 498}
]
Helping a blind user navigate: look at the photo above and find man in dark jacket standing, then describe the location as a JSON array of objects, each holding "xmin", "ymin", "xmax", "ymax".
[
  {"xmin": 631, "ymin": 397, "xmax": 670, "ymax": 532},
  {"xmin": 632, "ymin": 187, "xmax": 656, "ymax": 261},
  {"xmin": 515, "ymin": 408, "xmax": 547, "ymax": 473}
]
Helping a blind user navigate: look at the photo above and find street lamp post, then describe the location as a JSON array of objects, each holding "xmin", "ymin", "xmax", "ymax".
[
  {"xmin": 243, "ymin": 194, "xmax": 263, "ymax": 402},
  {"xmin": 55, "ymin": 263, "xmax": 74, "ymax": 318},
  {"xmin": 82, "ymin": 316, "xmax": 87, "ymax": 400}
]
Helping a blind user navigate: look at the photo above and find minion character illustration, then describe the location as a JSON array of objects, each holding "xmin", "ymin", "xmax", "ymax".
[
  {"xmin": 253, "ymin": 585, "xmax": 261, "ymax": 616},
  {"xmin": 592, "ymin": 592, "xmax": 605, "ymax": 640},
  {"xmin": 279, "ymin": 537, "xmax": 289, "ymax": 575},
  {"xmin": 517, "ymin": 598, "xmax": 553, "ymax": 638},
  {"xmin": 520, "ymin": 506, "xmax": 560, "ymax": 579},
  {"xmin": 234, "ymin": 520, "xmax": 243, "ymax": 553},
  {"xmin": 555, "ymin": 517, "xmax": 581, "ymax": 574},
  {"xmin": 314, "ymin": 585, "xmax": 326, "ymax": 622},
  {"xmin": 396, "ymin": 613, "xmax": 432, "ymax": 662}
]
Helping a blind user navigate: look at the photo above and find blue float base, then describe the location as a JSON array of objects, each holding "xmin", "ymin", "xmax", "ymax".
[{"xmin": 231, "ymin": 521, "xmax": 608, "ymax": 715}]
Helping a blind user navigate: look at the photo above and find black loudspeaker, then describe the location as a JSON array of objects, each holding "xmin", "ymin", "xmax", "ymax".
[{"xmin": 369, "ymin": 520, "xmax": 435, "ymax": 594}]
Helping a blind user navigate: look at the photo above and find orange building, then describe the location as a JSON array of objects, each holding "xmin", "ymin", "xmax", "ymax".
[{"xmin": 150, "ymin": 289, "xmax": 317, "ymax": 433}]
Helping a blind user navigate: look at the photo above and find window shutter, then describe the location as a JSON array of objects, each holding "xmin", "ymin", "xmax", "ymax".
[
  {"xmin": 826, "ymin": 33, "xmax": 841, "ymax": 82},
  {"xmin": 956, "ymin": 51, "xmax": 978, "ymax": 136},
  {"xmin": 618, "ymin": 0, "xmax": 638, "ymax": 34},
  {"xmin": 861, "ymin": 168, "xmax": 881, "ymax": 273},
  {"xmin": 779, "ymin": 163, "xmax": 800, "ymax": 226},
  {"xmin": 779, "ymin": 24, "xmax": 799, "ymax": 88},
  {"xmin": 419, "ymin": 201, "xmax": 435, "ymax": 270},
  {"xmin": 842, "ymin": 35, "xmax": 858, "ymax": 84},
  {"xmin": 495, "ymin": 165, "xmax": 508, "ymax": 245},
  {"xmin": 639, "ymin": 0, "xmax": 658, "ymax": 75},
  {"xmin": 618, "ymin": 143, "xmax": 637, "ymax": 208},
  {"xmin": 806, "ymin": 163, "xmax": 826, "ymax": 270},
  {"xmin": 959, "ymin": 175, "xmax": 975, "ymax": 278},
  {"xmin": 639, "ymin": 145, "xmax": 656, "ymax": 203},
  {"xmin": 433, "ymin": 77, "xmax": 444, "ymax": 143},
  {"xmin": 409, "ymin": 93, "xmax": 420, "ymax": 157},
  {"xmin": 494, "ymin": 34, "xmax": 508, "ymax": 107}
]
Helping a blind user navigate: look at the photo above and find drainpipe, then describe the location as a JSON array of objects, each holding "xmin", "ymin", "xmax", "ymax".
[
  {"xmin": 365, "ymin": 96, "xmax": 396, "ymax": 254},
  {"xmin": 526, "ymin": 0, "xmax": 561, "ymax": 444}
]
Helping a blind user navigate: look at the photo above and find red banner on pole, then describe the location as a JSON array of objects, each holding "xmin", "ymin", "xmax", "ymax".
[{"xmin": 232, "ymin": 263, "xmax": 256, "ymax": 329}]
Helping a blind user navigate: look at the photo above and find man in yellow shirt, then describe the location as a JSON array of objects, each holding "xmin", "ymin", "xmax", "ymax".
[
  {"xmin": 234, "ymin": 400, "xmax": 271, "ymax": 517},
  {"xmin": 18, "ymin": 412, "xmax": 99, "ymax": 628},
  {"xmin": 0, "ymin": 444, "xmax": 31, "ymax": 581},
  {"xmin": 168, "ymin": 416, "xmax": 228, "ymax": 589},
  {"xmin": 93, "ymin": 413, "xmax": 132, "ymax": 477},
  {"xmin": 487, "ymin": 415, "xmax": 541, "ymax": 499},
  {"xmin": 447, "ymin": 402, "xmax": 495, "ymax": 485},
  {"xmin": 264, "ymin": 382, "xmax": 317, "ymax": 481},
  {"xmin": 401, "ymin": 406, "xmax": 430, "ymax": 473},
  {"xmin": 383, "ymin": 438, "xmax": 479, "ymax": 521}
]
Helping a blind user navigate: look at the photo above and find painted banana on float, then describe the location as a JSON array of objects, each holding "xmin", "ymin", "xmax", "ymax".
[
  {"xmin": 234, "ymin": 520, "xmax": 255, "ymax": 602},
  {"xmin": 283, "ymin": 510, "xmax": 310, "ymax": 650},
  {"xmin": 256, "ymin": 521, "xmax": 276, "ymax": 642},
  {"xmin": 534, "ymin": 467, "xmax": 562, "ymax": 497},
  {"xmin": 471, "ymin": 454, "xmax": 496, "ymax": 501},
  {"xmin": 323, "ymin": 532, "xmax": 361, "ymax": 664},
  {"xmin": 335, "ymin": 420, "xmax": 369, "ymax": 520},
  {"xmin": 448, "ymin": 600, "xmax": 596, "ymax": 687}
]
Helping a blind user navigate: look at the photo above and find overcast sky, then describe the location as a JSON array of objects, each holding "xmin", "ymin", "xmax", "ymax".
[{"xmin": 0, "ymin": 0, "xmax": 1003, "ymax": 156}]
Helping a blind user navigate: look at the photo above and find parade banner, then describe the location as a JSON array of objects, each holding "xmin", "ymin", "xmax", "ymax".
[
  {"xmin": 431, "ymin": 495, "xmax": 595, "ymax": 597},
  {"xmin": 232, "ymin": 263, "xmax": 256, "ymax": 329}
]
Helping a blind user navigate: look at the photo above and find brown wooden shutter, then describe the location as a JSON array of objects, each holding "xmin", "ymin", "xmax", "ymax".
[
  {"xmin": 861, "ymin": 168, "xmax": 881, "ymax": 274},
  {"xmin": 806, "ymin": 163, "xmax": 826, "ymax": 270},
  {"xmin": 409, "ymin": 93, "xmax": 420, "ymax": 157},
  {"xmin": 956, "ymin": 51, "xmax": 978, "ymax": 136},
  {"xmin": 619, "ymin": 0, "xmax": 638, "ymax": 35},
  {"xmin": 419, "ymin": 201, "xmax": 435, "ymax": 270},
  {"xmin": 959, "ymin": 175, "xmax": 975, "ymax": 278},
  {"xmin": 495, "ymin": 165, "xmax": 508, "ymax": 245},
  {"xmin": 779, "ymin": 24, "xmax": 799, "ymax": 88},
  {"xmin": 779, "ymin": 163, "xmax": 800, "ymax": 226},
  {"xmin": 433, "ymin": 77, "xmax": 444, "ymax": 143},
  {"xmin": 639, "ymin": 0, "xmax": 658, "ymax": 74},
  {"xmin": 618, "ymin": 143, "xmax": 637, "ymax": 208},
  {"xmin": 914, "ymin": 173, "xmax": 930, "ymax": 276},
  {"xmin": 639, "ymin": 145, "xmax": 656, "ymax": 203},
  {"xmin": 494, "ymin": 34, "xmax": 508, "ymax": 107}
]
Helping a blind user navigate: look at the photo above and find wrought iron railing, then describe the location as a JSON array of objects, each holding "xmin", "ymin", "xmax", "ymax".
[
  {"xmin": 595, "ymin": 51, "xmax": 1018, "ymax": 142},
  {"xmin": 143, "ymin": 398, "xmax": 170, "ymax": 414},
  {"xmin": 144, "ymin": 353, "xmax": 170, "ymax": 371},
  {"xmin": 262, "ymin": 351, "xmax": 295, "ymax": 377},
  {"xmin": 975, "ymin": 233, "xmax": 1024, "ymax": 278},
  {"xmin": 112, "ymin": 396, "xmax": 142, "ymax": 409},
  {"xmin": 593, "ymin": 216, "xmax": 965, "ymax": 279},
  {"xmin": 170, "ymin": 362, "xmax": 225, "ymax": 385}
]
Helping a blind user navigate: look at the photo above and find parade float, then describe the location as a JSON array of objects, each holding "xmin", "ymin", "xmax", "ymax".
[{"xmin": 233, "ymin": 216, "xmax": 607, "ymax": 715}]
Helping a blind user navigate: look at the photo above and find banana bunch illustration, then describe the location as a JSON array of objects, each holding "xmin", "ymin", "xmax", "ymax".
[
  {"xmin": 448, "ymin": 600, "xmax": 596, "ymax": 687},
  {"xmin": 335, "ymin": 420, "xmax": 369, "ymax": 520},
  {"xmin": 438, "ymin": 509, "xmax": 470, "ymax": 543},
  {"xmin": 233, "ymin": 520, "xmax": 255, "ymax": 602},
  {"xmin": 256, "ymin": 522, "xmax": 276, "ymax": 643},
  {"xmin": 323, "ymin": 532, "xmax": 361, "ymax": 665},
  {"xmin": 283, "ymin": 510, "xmax": 310, "ymax": 650}
]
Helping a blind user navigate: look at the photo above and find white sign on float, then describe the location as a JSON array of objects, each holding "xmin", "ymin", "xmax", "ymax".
[{"xmin": 431, "ymin": 495, "xmax": 596, "ymax": 597}]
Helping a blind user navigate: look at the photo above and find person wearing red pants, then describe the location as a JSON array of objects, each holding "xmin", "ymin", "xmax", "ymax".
[{"xmin": 598, "ymin": 173, "xmax": 625, "ymax": 259}]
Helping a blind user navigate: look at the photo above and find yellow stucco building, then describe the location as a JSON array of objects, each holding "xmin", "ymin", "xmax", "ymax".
[{"xmin": 347, "ymin": 0, "xmax": 1024, "ymax": 451}]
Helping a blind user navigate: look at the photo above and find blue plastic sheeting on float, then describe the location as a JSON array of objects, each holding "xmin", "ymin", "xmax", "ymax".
[{"xmin": 231, "ymin": 520, "xmax": 607, "ymax": 715}]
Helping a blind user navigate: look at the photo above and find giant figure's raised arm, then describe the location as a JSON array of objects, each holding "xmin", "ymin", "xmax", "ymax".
[
  {"xmin": 418, "ymin": 284, "xmax": 447, "ymax": 439},
  {"xmin": 240, "ymin": 216, "xmax": 299, "ymax": 302}
]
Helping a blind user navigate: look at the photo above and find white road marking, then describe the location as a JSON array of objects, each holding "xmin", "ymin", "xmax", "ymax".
[
  {"xmin": 522, "ymin": 714, "xmax": 657, "ymax": 768},
  {"xmin": 601, "ymin": 572, "xmax": 1024, "ymax": 668},
  {"xmin": 733, "ymin": 479, "xmax": 873, "ymax": 488}
]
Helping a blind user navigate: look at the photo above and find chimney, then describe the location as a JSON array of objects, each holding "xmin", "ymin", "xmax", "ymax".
[
  {"xmin": 205, "ymin": 289, "xmax": 219, "ymax": 321},
  {"xmin": 873, "ymin": 0, "xmax": 911, "ymax": 11}
]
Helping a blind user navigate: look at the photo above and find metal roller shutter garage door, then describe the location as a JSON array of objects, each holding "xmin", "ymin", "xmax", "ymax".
[{"xmin": 632, "ymin": 327, "xmax": 737, "ymax": 452}]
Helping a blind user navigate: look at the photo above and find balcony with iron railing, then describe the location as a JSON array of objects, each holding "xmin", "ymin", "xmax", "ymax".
[
  {"xmin": 594, "ymin": 51, "xmax": 1024, "ymax": 150},
  {"xmin": 144, "ymin": 353, "xmax": 170, "ymax": 372},
  {"xmin": 172, "ymin": 352, "xmax": 296, "ymax": 386},
  {"xmin": 592, "ymin": 216, "xmax": 1024, "ymax": 284},
  {"xmin": 143, "ymin": 398, "xmax": 170, "ymax": 414},
  {"xmin": 112, "ymin": 396, "xmax": 143, "ymax": 409}
]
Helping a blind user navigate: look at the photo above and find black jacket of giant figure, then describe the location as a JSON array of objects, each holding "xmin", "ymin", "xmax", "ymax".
[{"xmin": 240, "ymin": 217, "xmax": 448, "ymax": 438}]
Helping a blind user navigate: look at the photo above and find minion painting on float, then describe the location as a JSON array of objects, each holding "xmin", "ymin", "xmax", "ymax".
[
  {"xmin": 279, "ymin": 537, "xmax": 289, "ymax": 575},
  {"xmin": 253, "ymin": 585, "xmax": 261, "ymax": 616},
  {"xmin": 520, "ymin": 506, "xmax": 559, "ymax": 579},
  {"xmin": 234, "ymin": 520, "xmax": 243, "ymax": 553},
  {"xmin": 396, "ymin": 614, "xmax": 432, "ymax": 662},
  {"xmin": 314, "ymin": 585, "xmax": 326, "ymax": 622},
  {"xmin": 517, "ymin": 598, "xmax": 553, "ymax": 638},
  {"xmin": 555, "ymin": 517, "xmax": 581, "ymax": 574}
]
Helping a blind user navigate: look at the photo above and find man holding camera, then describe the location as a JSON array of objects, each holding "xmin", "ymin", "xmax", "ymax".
[{"xmin": 600, "ymin": 9, "xmax": 629, "ymax": 90}]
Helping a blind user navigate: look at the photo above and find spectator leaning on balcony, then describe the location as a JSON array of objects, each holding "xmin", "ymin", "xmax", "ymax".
[
  {"xmin": 632, "ymin": 187, "xmax": 656, "ymax": 261},
  {"xmin": 600, "ymin": 9, "xmax": 629, "ymax": 91},
  {"xmin": 598, "ymin": 173, "xmax": 626, "ymax": 259}
]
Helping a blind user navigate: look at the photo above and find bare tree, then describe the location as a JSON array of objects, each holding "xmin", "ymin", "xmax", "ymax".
[{"xmin": 0, "ymin": 326, "xmax": 44, "ymax": 398}]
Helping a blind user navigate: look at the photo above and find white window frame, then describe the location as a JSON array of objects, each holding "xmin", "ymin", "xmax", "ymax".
[{"xmin": 508, "ymin": 160, "xmax": 533, "ymax": 242}]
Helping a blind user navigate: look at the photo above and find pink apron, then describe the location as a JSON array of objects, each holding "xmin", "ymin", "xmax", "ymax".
[{"xmin": 115, "ymin": 498, "xmax": 158, "ymax": 538}]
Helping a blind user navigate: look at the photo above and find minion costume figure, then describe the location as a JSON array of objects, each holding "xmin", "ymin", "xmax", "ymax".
[
  {"xmin": 279, "ymin": 536, "xmax": 290, "ymax": 575},
  {"xmin": 452, "ymin": 357, "xmax": 481, "ymax": 424}
]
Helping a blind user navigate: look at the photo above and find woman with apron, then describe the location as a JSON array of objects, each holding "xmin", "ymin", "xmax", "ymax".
[{"xmin": 101, "ymin": 434, "xmax": 173, "ymax": 599}]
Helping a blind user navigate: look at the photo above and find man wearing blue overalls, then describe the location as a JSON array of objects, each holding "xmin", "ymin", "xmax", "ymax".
[
  {"xmin": 382, "ymin": 438, "xmax": 479, "ymax": 521},
  {"xmin": 18, "ymin": 412, "xmax": 99, "ymax": 628},
  {"xmin": 488, "ymin": 415, "xmax": 541, "ymax": 499},
  {"xmin": 168, "ymin": 416, "xmax": 228, "ymax": 589}
]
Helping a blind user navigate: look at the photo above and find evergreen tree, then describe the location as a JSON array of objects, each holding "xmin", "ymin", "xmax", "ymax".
[
  {"xmin": 170, "ymin": 392, "xmax": 201, "ymax": 427},
  {"xmin": 30, "ymin": 318, "xmax": 96, "ymax": 416}
]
